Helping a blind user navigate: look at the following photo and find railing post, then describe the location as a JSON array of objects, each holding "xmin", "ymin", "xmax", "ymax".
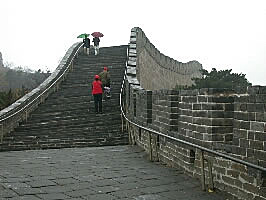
[
  {"xmin": 0, "ymin": 123, "xmax": 3, "ymax": 143},
  {"xmin": 121, "ymin": 114, "xmax": 124, "ymax": 133},
  {"xmin": 154, "ymin": 135, "xmax": 159, "ymax": 162},
  {"xmin": 207, "ymin": 159, "xmax": 214, "ymax": 191},
  {"xmin": 25, "ymin": 110, "xmax": 28, "ymax": 123},
  {"xmin": 200, "ymin": 150, "xmax": 206, "ymax": 191},
  {"xmin": 128, "ymin": 124, "xmax": 132, "ymax": 145},
  {"xmin": 131, "ymin": 126, "xmax": 136, "ymax": 145},
  {"xmin": 71, "ymin": 61, "xmax": 74, "ymax": 71},
  {"xmin": 148, "ymin": 132, "xmax": 153, "ymax": 161}
]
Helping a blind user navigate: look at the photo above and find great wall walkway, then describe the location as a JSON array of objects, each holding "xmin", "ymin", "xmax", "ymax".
[
  {"xmin": 0, "ymin": 146, "xmax": 230, "ymax": 200},
  {"xmin": 0, "ymin": 45, "xmax": 232, "ymax": 199},
  {"xmin": 1, "ymin": 36, "xmax": 265, "ymax": 199}
]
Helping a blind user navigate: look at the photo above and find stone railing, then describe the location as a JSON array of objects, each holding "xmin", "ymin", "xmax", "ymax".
[
  {"xmin": 127, "ymin": 27, "xmax": 202, "ymax": 91},
  {"xmin": 0, "ymin": 42, "xmax": 83, "ymax": 142}
]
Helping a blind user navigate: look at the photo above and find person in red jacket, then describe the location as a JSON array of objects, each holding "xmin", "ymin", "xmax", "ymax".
[{"xmin": 92, "ymin": 75, "xmax": 103, "ymax": 114}]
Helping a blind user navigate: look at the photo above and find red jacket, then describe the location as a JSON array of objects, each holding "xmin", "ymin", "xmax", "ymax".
[{"xmin": 92, "ymin": 80, "xmax": 103, "ymax": 94}]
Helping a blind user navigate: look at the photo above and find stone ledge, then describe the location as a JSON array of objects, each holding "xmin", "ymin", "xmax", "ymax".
[
  {"xmin": 127, "ymin": 66, "xmax": 136, "ymax": 75},
  {"xmin": 127, "ymin": 76, "xmax": 140, "ymax": 85},
  {"xmin": 127, "ymin": 60, "xmax": 136, "ymax": 66}
]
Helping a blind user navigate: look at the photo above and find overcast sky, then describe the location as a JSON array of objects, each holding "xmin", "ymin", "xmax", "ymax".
[{"xmin": 1, "ymin": 0, "xmax": 266, "ymax": 85}]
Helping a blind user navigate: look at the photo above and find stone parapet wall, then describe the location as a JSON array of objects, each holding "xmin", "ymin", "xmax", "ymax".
[
  {"xmin": 133, "ymin": 27, "xmax": 202, "ymax": 90},
  {"xmin": 125, "ymin": 81, "xmax": 266, "ymax": 199},
  {"xmin": 232, "ymin": 86, "xmax": 266, "ymax": 171},
  {"xmin": 179, "ymin": 88, "xmax": 235, "ymax": 148}
]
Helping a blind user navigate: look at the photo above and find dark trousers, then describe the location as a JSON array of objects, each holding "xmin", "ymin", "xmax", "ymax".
[{"xmin": 93, "ymin": 93, "xmax": 102, "ymax": 113}]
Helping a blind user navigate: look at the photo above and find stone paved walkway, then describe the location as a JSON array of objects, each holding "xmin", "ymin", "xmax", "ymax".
[{"xmin": 0, "ymin": 146, "xmax": 230, "ymax": 200}]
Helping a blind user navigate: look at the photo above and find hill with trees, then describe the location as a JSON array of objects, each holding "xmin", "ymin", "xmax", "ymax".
[{"xmin": 0, "ymin": 61, "xmax": 51, "ymax": 110}]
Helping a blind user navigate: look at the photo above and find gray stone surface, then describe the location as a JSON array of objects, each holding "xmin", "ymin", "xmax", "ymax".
[{"xmin": 0, "ymin": 146, "xmax": 229, "ymax": 199}]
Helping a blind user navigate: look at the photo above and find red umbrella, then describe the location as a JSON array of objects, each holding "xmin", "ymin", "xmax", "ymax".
[{"xmin": 91, "ymin": 32, "xmax": 104, "ymax": 38}]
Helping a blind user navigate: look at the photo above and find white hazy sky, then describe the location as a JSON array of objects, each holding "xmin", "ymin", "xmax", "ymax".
[{"xmin": 1, "ymin": 0, "xmax": 266, "ymax": 85}]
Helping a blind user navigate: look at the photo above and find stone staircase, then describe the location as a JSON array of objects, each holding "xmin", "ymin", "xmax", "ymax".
[{"xmin": 0, "ymin": 45, "xmax": 129, "ymax": 151}]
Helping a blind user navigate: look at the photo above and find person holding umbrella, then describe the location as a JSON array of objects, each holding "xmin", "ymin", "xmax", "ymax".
[
  {"xmin": 83, "ymin": 35, "xmax": 90, "ymax": 55},
  {"xmin": 92, "ymin": 37, "xmax": 100, "ymax": 55},
  {"xmin": 77, "ymin": 33, "xmax": 90, "ymax": 55},
  {"xmin": 91, "ymin": 32, "xmax": 104, "ymax": 55}
]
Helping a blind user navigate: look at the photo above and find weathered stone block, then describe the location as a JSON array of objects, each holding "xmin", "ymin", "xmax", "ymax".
[
  {"xmin": 247, "ymin": 86, "xmax": 260, "ymax": 95},
  {"xmin": 232, "ymin": 163, "xmax": 247, "ymax": 173},
  {"xmin": 255, "ymin": 104, "xmax": 265, "ymax": 112},
  {"xmin": 210, "ymin": 96, "xmax": 234, "ymax": 103},
  {"xmin": 202, "ymin": 103, "xmax": 224, "ymax": 110},
  {"xmin": 259, "ymin": 86, "xmax": 266, "ymax": 94},
  {"xmin": 237, "ymin": 188, "xmax": 254, "ymax": 200},
  {"xmin": 235, "ymin": 112, "xmax": 249, "ymax": 121},
  {"xmin": 254, "ymin": 150, "xmax": 266, "ymax": 161},
  {"xmin": 232, "ymin": 146, "xmax": 247, "ymax": 156},
  {"xmin": 233, "ymin": 129, "xmax": 248, "ymax": 139},
  {"xmin": 227, "ymin": 169, "xmax": 240, "ymax": 178},
  {"xmin": 240, "ymin": 121, "xmax": 250, "ymax": 130},
  {"xmin": 251, "ymin": 122, "xmax": 264, "ymax": 132},
  {"xmin": 240, "ymin": 103, "xmax": 247, "ymax": 111},
  {"xmin": 258, "ymin": 187, "xmax": 266, "ymax": 197},
  {"xmin": 232, "ymin": 138, "xmax": 240, "ymax": 146},
  {"xmin": 239, "ymin": 139, "xmax": 250, "ymax": 148},
  {"xmin": 208, "ymin": 111, "xmax": 224, "ymax": 118},
  {"xmin": 168, "ymin": 95, "xmax": 179, "ymax": 101},
  {"xmin": 197, "ymin": 96, "xmax": 207, "ymax": 102},
  {"xmin": 247, "ymin": 103, "xmax": 256, "ymax": 112},
  {"xmin": 248, "ymin": 95, "xmax": 257, "ymax": 103},
  {"xmin": 181, "ymin": 96, "xmax": 197, "ymax": 103},
  {"xmin": 212, "ymin": 118, "xmax": 233, "ymax": 126},
  {"xmin": 248, "ymin": 113, "xmax": 256, "ymax": 121},
  {"xmin": 212, "ymin": 126, "xmax": 232, "ymax": 134},
  {"xmin": 200, "ymin": 118, "xmax": 212, "ymax": 126},
  {"xmin": 192, "ymin": 104, "xmax": 201, "ymax": 110},
  {"xmin": 250, "ymin": 140, "xmax": 263, "ymax": 150},
  {"xmin": 255, "ymin": 113, "xmax": 265, "ymax": 122},
  {"xmin": 169, "ymin": 101, "xmax": 178, "ymax": 107},
  {"xmin": 248, "ymin": 131, "xmax": 255, "ymax": 140},
  {"xmin": 193, "ymin": 110, "xmax": 208, "ymax": 118}
]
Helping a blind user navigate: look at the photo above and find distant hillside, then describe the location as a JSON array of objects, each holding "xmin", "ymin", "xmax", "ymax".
[
  {"xmin": 0, "ymin": 53, "xmax": 51, "ymax": 110},
  {"xmin": 0, "ymin": 67, "xmax": 50, "ymax": 92},
  {"xmin": 0, "ymin": 52, "xmax": 50, "ymax": 91},
  {"xmin": 0, "ymin": 52, "xmax": 4, "ymax": 69}
]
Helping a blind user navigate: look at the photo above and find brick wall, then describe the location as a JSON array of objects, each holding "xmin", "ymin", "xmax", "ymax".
[
  {"xmin": 125, "ymin": 27, "xmax": 265, "ymax": 199},
  {"xmin": 178, "ymin": 88, "xmax": 235, "ymax": 148},
  {"xmin": 125, "ymin": 83, "xmax": 266, "ymax": 200}
]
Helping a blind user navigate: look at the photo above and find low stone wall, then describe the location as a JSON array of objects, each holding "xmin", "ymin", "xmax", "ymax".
[{"xmin": 125, "ymin": 82, "xmax": 266, "ymax": 199}]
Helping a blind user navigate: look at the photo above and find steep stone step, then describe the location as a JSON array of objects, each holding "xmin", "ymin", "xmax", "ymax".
[
  {"xmin": 28, "ymin": 109, "xmax": 121, "ymax": 122},
  {"xmin": 0, "ymin": 45, "xmax": 128, "ymax": 152},
  {"xmin": 0, "ymin": 134, "xmax": 128, "ymax": 151},
  {"xmin": 17, "ymin": 117, "xmax": 121, "ymax": 130}
]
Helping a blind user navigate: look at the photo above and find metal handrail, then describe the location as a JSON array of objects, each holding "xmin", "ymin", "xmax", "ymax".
[
  {"xmin": 0, "ymin": 43, "xmax": 83, "ymax": 123},
  {"xmin": 119, "ymin": 60, "xmax": 266, "ymax": 174}
]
